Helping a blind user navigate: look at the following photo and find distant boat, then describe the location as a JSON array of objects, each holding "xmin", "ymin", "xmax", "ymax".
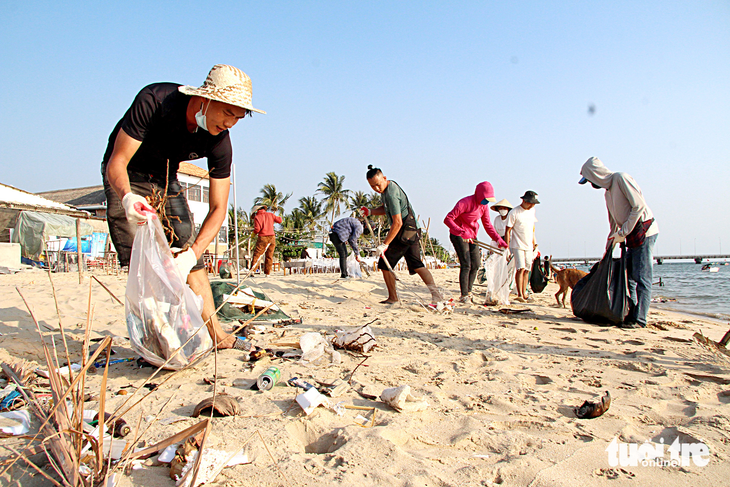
[{"xmin": 701, "ymin": 264, "xmax": 719, "ymax": 272}]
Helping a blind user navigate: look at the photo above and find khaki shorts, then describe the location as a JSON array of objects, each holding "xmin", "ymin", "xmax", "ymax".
[{"xmin": 511, "ymin": 248, "xmax": 533, "ymax": 270}]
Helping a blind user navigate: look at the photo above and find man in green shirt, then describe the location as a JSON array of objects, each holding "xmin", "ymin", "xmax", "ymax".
[{"xmin": 361, "ymin": 165, "xmax": 442, "ymax": 304}]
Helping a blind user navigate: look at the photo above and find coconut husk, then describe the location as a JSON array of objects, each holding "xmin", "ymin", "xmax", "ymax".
[{"xmin": 192, "ymin": 395, "xmax": 242, "ymax": 418}]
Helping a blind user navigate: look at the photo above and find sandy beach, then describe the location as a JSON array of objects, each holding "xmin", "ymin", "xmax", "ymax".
[{"xmin": 1, "ymin": 267, "xmax": 729, "ymax": 486}]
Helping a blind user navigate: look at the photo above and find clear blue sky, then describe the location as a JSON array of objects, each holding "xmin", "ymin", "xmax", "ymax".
[{"xmin": 1, "ymin": 1, "xmax": 728, "ymax": 258}]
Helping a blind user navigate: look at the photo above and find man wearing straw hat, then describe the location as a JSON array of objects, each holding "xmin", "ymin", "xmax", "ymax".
[{"xmin": 102, "ymin": 64, "xmax": 265, "ymax": 351}]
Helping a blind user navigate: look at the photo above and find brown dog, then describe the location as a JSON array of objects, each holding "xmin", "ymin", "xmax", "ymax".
[{"xmin": 550, "ymin": 265, "xmax": 588, "ymax": 307}]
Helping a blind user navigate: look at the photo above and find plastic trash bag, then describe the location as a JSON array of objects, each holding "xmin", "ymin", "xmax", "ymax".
[
  {"xmin": 346, "ymin": 255, "xmax": 362, "ymax": 278},
  {"xmin": 529, "ymin": 255, "xmax": 549, "ymax": 293},
  {"xmin": 483, "ymin": 253, "xmax": 515, "ymax": 305},
  {"xmin": 125, "ymin": 215, "xmax": 212, "ymax": 370},
  {"xmin": 571, "ymin": 245, "xmax": 629, "ymax": 325}
]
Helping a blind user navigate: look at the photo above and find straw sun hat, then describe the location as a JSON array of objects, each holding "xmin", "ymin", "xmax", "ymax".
[
  {"xmin": 490, "ymin": 199, "xmax": 513, "ymax": 212},
  {"xmin": 179, "ymin": 64, "xmax": 266, "ymax": 114}
]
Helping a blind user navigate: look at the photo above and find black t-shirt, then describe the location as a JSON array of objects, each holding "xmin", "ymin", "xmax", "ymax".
[{"xmin": 102, "ymin": 83, "xmax": 233, "ymax": 180}]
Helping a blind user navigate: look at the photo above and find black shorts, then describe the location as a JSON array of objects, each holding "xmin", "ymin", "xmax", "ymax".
[
  {"xmin": 378, "ymin": 237, "xmax": 424, "ymax": 275},
  {"xmin": 103, "ymin": 169, "xmax": 203, "ymax": 270}
]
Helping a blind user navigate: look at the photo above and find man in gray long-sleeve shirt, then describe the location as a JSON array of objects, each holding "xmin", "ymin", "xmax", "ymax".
[{"xmin": 329, "ymin": 217, "xmax": 363, "ymax": 278}]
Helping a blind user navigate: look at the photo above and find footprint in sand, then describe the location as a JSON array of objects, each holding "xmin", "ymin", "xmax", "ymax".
[{"xmin": 593, "ymin": 468, "xmax": 635, "ymax": 479}]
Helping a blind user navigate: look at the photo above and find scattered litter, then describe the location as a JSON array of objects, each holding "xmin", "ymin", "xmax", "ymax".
[
  {"xmin": 380, "ymin": 385, "xmax": 428, "ymax": 412},
  {"xmin": 0, "ymin": 390, "xmax": 23, "ymax": 411},
  {"xmin": 345, "ymin": 405, "xmax": 377, "ymax": 428},
  {"xmin": 35, "ymin": 362, "xmax": 82, "ymax": 379},
  {"xmin": 0, "ymin": 410, "xmax": 30, "ymax": 435},
  {"xmin": 158, "ymin": 443, "xmax": 181, "ymax": 463},
  {"xmin": 93, "ymin": 357, "xmax": 134, "ymax": 368},
  {"xmin": 499, "ymin": 308, "xmax": 530, "ymax": 314},
  {"xmin": 224, "ymin": 288, "xmax": 280, "ymax": 311},
  {"xmin": 333, "ymin": 323, "xmax": 377, "ymax": 353},
  {"xmin": 256, "ymin": 366, "xmax": 281, "ymax": 391},
  {"xmin": 288, "ymin": 377, "xmax": 316, "ymax": 391},
  {"xmin": 93, "ymin": 411, "xmax": 131, "ymax": 437},
  {"xmin": 299, "ymin": 332, "xmax": 340, "ymax": 365},
  {"xmin": 175, "ymin": 448, "xmax": 242, "ymax": 487},
  {"xmin": 575, "ymin": 390, "xmax": 611, "ymax": 419},
  {"xmin": 296, "ymin": 387, "xmax": 329, "ymax": 415},
  {"xmin": 319, "ymin": 378, "xmax": 350, "ymax": 397},
  {"xmin": 192, "ymin": 395, "xmax": 242, "ymax": 418},
  {"xmin": 427, "ymin": 300, "xmax": 455, "ymax": 313}
]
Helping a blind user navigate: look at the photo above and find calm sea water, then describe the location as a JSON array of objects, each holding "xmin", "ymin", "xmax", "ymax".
[
  {"xmin": 650, "ymin": 262, "xmax": 730, "ymax": 322},
  {"xmin": 572, "ymin": 261, "xmax": 730, "ymax": 321}
]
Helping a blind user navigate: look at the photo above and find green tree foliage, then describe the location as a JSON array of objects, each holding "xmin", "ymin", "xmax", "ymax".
[
  {"xmin": 253, "ymin": 183, "xmax": 292, "ymax": 216},
  {"xmin": 227, "ymin": 205, "xmax": 252, "ymax": 246},
  {"xmin": 348, "ymin": 190, "xmax": 369, "ymax": 215},
  {"xmin": 317, "ymin": 172, "xmax": 350, "ymax": 225}
]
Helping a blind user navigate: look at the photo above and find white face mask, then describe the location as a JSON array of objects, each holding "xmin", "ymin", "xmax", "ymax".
[
  {"xmin": 498, "ymin": 209, "xmax": 508, "ymax": 217},
  {"xmin": 195, "ymin": 100, "xmax": 210, "ymax": 132}
]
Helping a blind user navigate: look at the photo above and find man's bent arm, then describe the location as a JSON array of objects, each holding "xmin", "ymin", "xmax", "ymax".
[
  {"xmin": 191, "ymin": 177, "xmax": 230, "ymax": 258},
  {"xmin": 105, "ymin": 130, "xmax": 142, "ymax": 199}
]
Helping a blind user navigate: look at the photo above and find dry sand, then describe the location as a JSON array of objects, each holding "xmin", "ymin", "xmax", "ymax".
[{"xmin": 1, "ymin": 267, "xmax": 729, "ymax": 486}]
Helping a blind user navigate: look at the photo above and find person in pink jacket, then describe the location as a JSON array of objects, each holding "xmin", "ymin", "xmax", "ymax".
[{"xmin": 444, "ymin": 181, "xmax": 508, "ymax": 303}]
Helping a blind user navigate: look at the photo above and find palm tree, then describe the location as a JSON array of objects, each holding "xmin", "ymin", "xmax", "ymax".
[
  {"xmin": 281, "ymin": 208, "xmax": 307, "ymax": 231},
  {"xmin": 253, "ymin": 183, "xmax": 292, "ymax": 216},
  {"xmin": 317, "ymin": 172, "xmax": 350, "ymax": 225},
  {"xmin": 348, "ymin": 190, "xmax": 369, "ymax": 215},
  {"xmin": 298, "ymin": 196, "xmax": 324, "ymax": 235},
  {"xmin": 227, "ymin": 205, "xmax": 250, "ymax": 245}
]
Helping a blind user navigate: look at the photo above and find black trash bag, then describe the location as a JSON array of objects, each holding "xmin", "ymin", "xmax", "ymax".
[
  {"xmin": 529, "ymin": 255, "xmax": 549, "ymax": 293},
  {"xmin": 571, "ymin": 245, "xmax": 629, "ymax": 325}
]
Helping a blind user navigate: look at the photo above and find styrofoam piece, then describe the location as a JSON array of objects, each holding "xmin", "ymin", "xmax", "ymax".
[
  {"xmin": 157, "ymin": 443, "xmax": 180, "ymax": 463},
  {"xmin": 296, "ymin": 387, "xmax": 329, "ymax": 415},
  {"xmin": 226, "ymin": 452, "xmax": 249, "ymax": 466},
  {"xmin": 0, "ymin": 410, "xmax": 30, "ymax": 435},
  {"xmin": 380, "ymin": 385, "xmax": 428, "ymax": 412}
]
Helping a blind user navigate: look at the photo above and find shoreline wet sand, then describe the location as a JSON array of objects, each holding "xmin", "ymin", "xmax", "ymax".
[{"xmin": 1, "ymin": 268, "xmax": 728, "ymax": 486}]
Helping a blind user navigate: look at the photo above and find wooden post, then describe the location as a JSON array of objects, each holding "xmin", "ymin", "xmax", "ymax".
[
  {"xmin": 417, "ymin": 214, "xmax": 427, "ymax": 263},
  {"xmin": 76, "ymin": 218, "xmax": 83, "ymax": 284}
]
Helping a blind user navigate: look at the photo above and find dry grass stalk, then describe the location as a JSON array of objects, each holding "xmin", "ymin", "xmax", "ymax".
[
  {"xmin": 1, "ymin": 287, "xmax": 115, "ymax": 486},
  {"xmin": 90, "ymin": 275, "xmax": 124, "ymax": 306}
]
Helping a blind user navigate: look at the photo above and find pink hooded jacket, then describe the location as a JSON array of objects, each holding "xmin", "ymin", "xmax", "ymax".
[{"xmin": 444, "ymin": 182, "xmax": 507, "ymax": 247}]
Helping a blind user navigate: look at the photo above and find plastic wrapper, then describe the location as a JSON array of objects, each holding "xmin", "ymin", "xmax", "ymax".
[
  {"xmin": 346, "ymin": 255, "xmax": 362, "ymax": 278},
  {"xmin": 125, "ymin": 215, "xmax": 212, "ymax": 370},
  {"xmin": 483, "ymin": 253, "xmax": 515, "ymax": 305},
  {"xmin": 571, "ymin": 245, "xmax": 629, "ymax": 325}
]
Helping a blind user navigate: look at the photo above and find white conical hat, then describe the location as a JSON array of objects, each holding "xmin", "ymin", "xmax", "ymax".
[
  {"xmin": 179, "ymin": 64, "xmax": 266, "ymax": 114},
  {"xmin": 490, "ymin": 199, "xmax": 513, "ymax": 211}
]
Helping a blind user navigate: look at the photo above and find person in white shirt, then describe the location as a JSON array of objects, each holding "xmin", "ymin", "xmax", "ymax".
[
  {"xmin": 490, "ymin": 199, "xmax": 513, "ymax": 244},
  {"xmin": 505, "ymin": 191, "xmax": 539, "ymax": 302}
]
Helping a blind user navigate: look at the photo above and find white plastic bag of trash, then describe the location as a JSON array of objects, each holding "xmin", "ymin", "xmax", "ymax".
[
  {"xmin": 333, "ymin": 324, "xmax": 376, "ymax": 353},
  {"xmin": 380, "ymin": 385, "xmax": 428, "ymax": 412},
  {"xmin": 299, "ymin": 332, "xmax": 341, "ymax": 365}
]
